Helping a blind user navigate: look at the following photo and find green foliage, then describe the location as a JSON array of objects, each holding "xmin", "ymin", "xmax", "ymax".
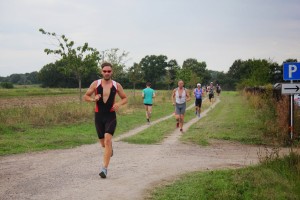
[
  {"xmin": 0, "ymin": 82, "xmax": 14, "ymax": 89},
  {"xmin": 166, "ymin": 59, "xmax": 180, "ymax": 89},
  {"xmin": 182, "ymin": 58, "xmax": 207, "ymax": 78},
  {"xmin": 1, "ymin": 72, "xmax": 39, "ymax": 85},
  {"xmin": 39, "ymin": 28, "xmax": 100, "ymax": 99},
  {"xmin": 139, "ymin": 55, "xmax": 168, "ymax": 87},
  {"xmin": 128, "ymin": 62, "xmax": 144, "ymax": 90},
  {"xmin": 149, "ymin": 153, "xmax": 300, "ymax": 200},
  {"xmin": 181, "ymin": 58, "xmax": 210, "ymax": 87},
  {"xmin": 101, "ymin": 48, "xmax": 129, "ymax": 80},
  {"xmin": 226, "ymin": 59, "xmax": 283, "ymax": 90},
  {"xmin": 176, "ymin": 68, "xmax": 192, "ymax": 86}
]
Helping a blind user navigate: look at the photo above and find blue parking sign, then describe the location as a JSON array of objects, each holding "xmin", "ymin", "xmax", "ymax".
[{"xmin": 283, "ymin": 62, "xmax": 300, "ymax": 80}]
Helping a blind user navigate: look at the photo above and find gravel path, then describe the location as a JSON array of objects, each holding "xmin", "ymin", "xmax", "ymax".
[{"xmin": 0, "ymin": 98, "xmax": 283, "ymax": 200}]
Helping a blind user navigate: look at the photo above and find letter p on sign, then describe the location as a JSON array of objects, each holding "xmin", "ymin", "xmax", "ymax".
[
  {"xmin": 283, "ymin": 62, "xmax": 300, "ymax": 81},
  {"xmin": 289, "ymin": 65, "xmax": 297, "ymax": 78}
]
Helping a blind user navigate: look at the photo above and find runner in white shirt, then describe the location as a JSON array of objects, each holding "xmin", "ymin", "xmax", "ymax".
[{"xmin": 172, "ymin": 80, "xmax": 191, "ymax": 132}]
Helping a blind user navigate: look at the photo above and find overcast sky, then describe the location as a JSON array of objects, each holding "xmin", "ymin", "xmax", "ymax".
[{"xmin": 1, "ymin": 0, "xmax": 300, "ymax": 76}]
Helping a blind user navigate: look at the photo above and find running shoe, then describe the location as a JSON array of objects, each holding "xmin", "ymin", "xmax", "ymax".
[
  {"xmin": 99, "ymin": 167, "xmax": 107, "ymax": 178},
  {"xmin": 180, "ymin": 128, "xmax": 183, "ymax": 132}
]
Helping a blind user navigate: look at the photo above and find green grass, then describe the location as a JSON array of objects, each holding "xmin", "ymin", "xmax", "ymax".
[
  {"xmin": 122, "ymin": 116, "xmax": 177, "ymax": 144},
  {"xmin": 0, "ymin": 123, "xmax": 97, "ymax": 155},
  {"xmin": 122, "ymin": 100, "xmax": 205, "ymax": 144},
  {"xmin": 0, "ymin": 106, "xmax": 168, "ymax": 155},
  {"xmin": 182, "ymin": 91, "xmax": 266, "ymax": 145},
  {"xmin": 0, "ymin": 90, "xmax": 177, "ymax": 155},
  {"xmin": 148, "ymin": 153, "xmax": 300, "ymax": 200},
  {"xmin": 0, "ymin": 87, "xmax": 78, "ymax": 97}
]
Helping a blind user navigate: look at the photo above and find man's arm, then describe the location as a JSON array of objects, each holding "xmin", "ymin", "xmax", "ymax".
[
  {"xmin": 172, "ymin": 89, "xmax": 176, "ymax": 105},
  {"xmin": 83, "ymin": 81, "xmax": 100, "ymax": 102},
  {"xmin": 186, "ymin": 89, "xmax": 191, "ymax": 102},
  {"xmin": 113, "ymin": 83, "xmax": 128, "ymax": 111}
]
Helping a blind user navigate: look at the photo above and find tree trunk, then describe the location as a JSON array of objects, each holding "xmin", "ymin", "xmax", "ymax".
[
  {"xmin": 133, "ymin": 82, "xmax": 136, "ymax": 97},
  {"xmin": 79, "ymin": 78, "xmax": 82, "ymax": 104}
]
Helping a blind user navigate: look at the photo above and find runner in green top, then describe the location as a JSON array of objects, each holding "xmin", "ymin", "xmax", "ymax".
[{"xmin": 142, "ymin": 82, "xmax": 155, "ymax": 124}]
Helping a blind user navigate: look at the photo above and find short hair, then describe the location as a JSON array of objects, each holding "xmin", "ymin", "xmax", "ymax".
[
  {"xmin": 146, "ymin": 82, "xmax": 151, "ymax": 86},
  {"xmin": 101, "ymin": 62, "xmax": 113, "ymax": 69}
]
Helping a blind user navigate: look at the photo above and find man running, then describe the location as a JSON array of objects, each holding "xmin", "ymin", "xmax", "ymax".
[
  {"xmin": 208, "ymin": 82, "xmax": 214, "ymax": 103},
  {"xmin": 194, "ymin": 83, "xmax": 203, "ymax": 118},
  {"xmin": 172, "ymin": 80, "xmax": 191, "ymax": 132},
  {"xmin": 216, "ymin": 84, "xmax": 221, "ymax": 96},
  {"xmin": 84, "ymin": 62, "xmax": 127, "ymax": 178},
  {"xmin": 142, "ymin": 82, "xmax": 155, "ymax": 124}
]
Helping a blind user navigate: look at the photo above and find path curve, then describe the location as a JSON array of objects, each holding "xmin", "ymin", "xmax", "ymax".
[{"xmin": 0, "ymin": 98, "xmax": 284, "ymax": 200}]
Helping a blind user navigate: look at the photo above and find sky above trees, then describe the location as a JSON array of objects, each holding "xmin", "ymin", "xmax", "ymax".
[{"xmin": 1, "ymin": 0, "xmax": 300, "ymax": 76}]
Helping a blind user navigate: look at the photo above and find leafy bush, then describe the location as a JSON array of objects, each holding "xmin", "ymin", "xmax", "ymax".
[{"xmin": 0, "ymin": 82, "xmax": 14, "ymax": 89}]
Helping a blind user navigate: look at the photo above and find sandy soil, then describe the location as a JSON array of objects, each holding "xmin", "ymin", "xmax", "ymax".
[{"xmin": 0, "ymin": 98, "xmax": 289, "ymax": 200}]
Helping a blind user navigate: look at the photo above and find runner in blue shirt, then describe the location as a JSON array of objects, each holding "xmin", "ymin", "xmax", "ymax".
[
  {"xmin": 142, "ymin": 82, "xmax": 155, "ymax": 124},
  {"xmin": 194, "ymin": 83, "xmax": 203, "ymax": 118}
]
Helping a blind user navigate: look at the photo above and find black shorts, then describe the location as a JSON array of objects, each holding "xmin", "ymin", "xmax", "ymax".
[
  {"xmin": 144, "ymin": 103, "xmax": 152, "ymax": 106},
  {"xmin": 195, "ymin": 99, "xmax": 202, "ymax": 107},
  {"xmin": 209, "ymin": 94, "xmax": 214, "ymax": 99},
  {"xmin": 95, "ymin": 112, "xmax": 117, "ymax": 139}
]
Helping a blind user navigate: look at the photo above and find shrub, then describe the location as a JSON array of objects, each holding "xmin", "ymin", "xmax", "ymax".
[{"xmin": 0, "ymin": 82, "xmax": 14, "ymax": 89}]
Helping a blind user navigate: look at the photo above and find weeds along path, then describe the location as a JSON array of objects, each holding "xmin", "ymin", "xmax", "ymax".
[{"xmin": 0, "ymin": 97, "xmax": 279, "ymax": 200}]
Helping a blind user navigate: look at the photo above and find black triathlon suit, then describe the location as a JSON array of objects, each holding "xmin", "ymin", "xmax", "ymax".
[{"xmin": 94, "ymin": 80, "xmax": 118, "ymax": 139}]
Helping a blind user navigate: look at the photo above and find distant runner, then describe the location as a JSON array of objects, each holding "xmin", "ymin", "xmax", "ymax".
[
  {"xmin": 216, "ymin": 84, "xmax": 221, "ymax": 96},
  {"xmin": 172, "ymin": 80, "xmax": 191, "ymax": 132},
  {"xmin": 142, "ymin": 82, "xmax": 155, "ymax": 124},
  {"xmin": 208, "ymin": 82, "xmax": 214, "ymax": 103},
  {"xmin": 194, "ymin": 83, "xmax": 203, "ymax": 118}
]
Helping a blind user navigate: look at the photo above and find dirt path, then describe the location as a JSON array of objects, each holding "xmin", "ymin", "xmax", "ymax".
[{"xmin": 0, "ymin": 98, "xmax": 285, "ymax": 200}]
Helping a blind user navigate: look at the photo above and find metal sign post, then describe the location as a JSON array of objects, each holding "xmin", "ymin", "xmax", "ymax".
[
  {"xmin": 290, "ymin": 81, "xmax": 294, "ymax": 140},
  {"xmin": 283, "ymin": 62, "xmax": 300, "ymax": 141}
]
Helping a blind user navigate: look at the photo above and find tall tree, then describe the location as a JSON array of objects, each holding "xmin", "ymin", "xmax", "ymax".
[
  {"xmin": 128, "ymin": 62, "xmax": 144, "ymax": 96},
  {"xmin": 39, "ymin": 28, "xmax": 100, "ymax": 101},
  {"xmin": 102, "ymin": 48, "xmax": 129, "ymax": 81},
  {"xmin": 38, "ymin": 60, "xmax": 78, "ymax": 88},
  {"xmin": 139, "ymin": 55, "xmax": 168, "ymax": 87},
  {"xmin": 176, "ymin": 68, "xmax": 192, "ymax": 88},
  {"xmin": 182, "ymin": 58, "xmax": 207, "ymax": 78},
  {"xmin": 166, "ymin": 59, "xmax": 180, "ymax": 89}
]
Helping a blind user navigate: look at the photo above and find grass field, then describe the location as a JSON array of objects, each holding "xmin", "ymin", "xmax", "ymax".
[
  {"xmin": 0, "ymin": 87, "xmax": 79, "ymax": 97},
  {"xmin": 148, "ymin": 153, "xmax": 300, "ymax": 200},
  {"xmin": 181, "ymin": 91, "xmax": 267, "ymax": 145},
  {"xmin": 124, "ymin": 91, "xmax": 266, "ymax": 145},
  {"xmin": 122, "ymin": 98, "xmax": 210, "ymax": 144},
  {"xmin": 0, "ymin": 88, "xmax": 176, "ymax": 155}
]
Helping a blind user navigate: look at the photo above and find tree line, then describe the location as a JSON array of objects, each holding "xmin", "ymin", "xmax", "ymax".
[
  {"xmin": 0, "ymin": 29, "xmax": 297, "ymax": 91},
  {"xmin": 2, "ymin": 57, "xmax": 295, "ymax": 91}
]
